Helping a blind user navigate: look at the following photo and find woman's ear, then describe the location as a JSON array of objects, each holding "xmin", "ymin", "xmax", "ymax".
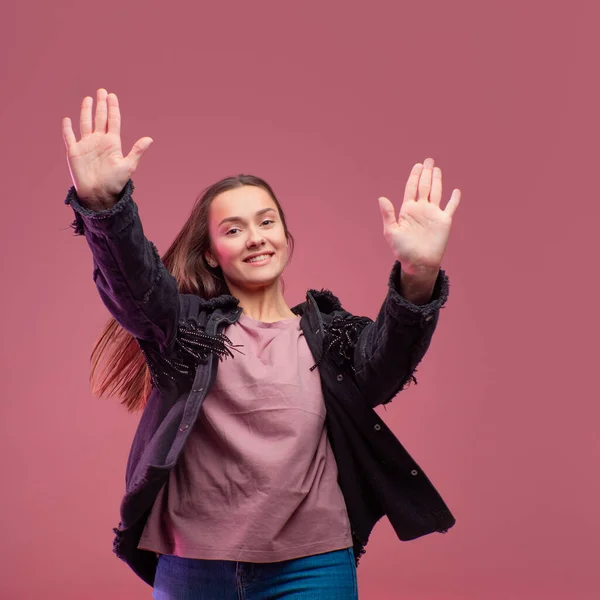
[{"xmin": 205, "ymin": 252, "xmax": 217, "ymax": 268}]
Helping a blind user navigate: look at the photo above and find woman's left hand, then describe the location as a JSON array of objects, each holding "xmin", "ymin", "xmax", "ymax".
[{"xmin": 378, "ymin": 157, "xmax": 461, "ymax": 276}]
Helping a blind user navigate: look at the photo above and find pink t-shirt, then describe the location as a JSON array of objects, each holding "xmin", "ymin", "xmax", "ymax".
[{"xmin": 137, "ymin": 310, "xmax": 353, "ymax": 562}]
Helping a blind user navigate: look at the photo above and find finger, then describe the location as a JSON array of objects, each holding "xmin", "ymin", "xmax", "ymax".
[
  {"xmin": 80, "ymin": 95, "xmax": 93, "ymax": 137},
  {"xmin": 417, "ymin": 157, "xmax": 435, "ymax": 200},
  {"xmin": 444, "ymin": 189, "xmax": 461, "ymax": 219},
  {"xmin": 62, "ymin": 117, "xmax": 76, "ymax": 151},
  {"xmin": 403, "ymin": 163, "xmax": 423, "ymax": 203},
  {"xmin": 125, "ymin": 137, "xmax": 154, "ymax": 170},
  {"xmin": 107, "ymin": 93, "xmax": 121, "ymax": 136},
  {"xmin": 378, "ymin": 196, "xmax": 397, "ymax": 229},
  {"xmin": 430, "ymin": 166, "xmax": 442, "ymax": 207},
  {"xmin": 94, "ymin": 88, "xmax": 108, "ymax": 133}
]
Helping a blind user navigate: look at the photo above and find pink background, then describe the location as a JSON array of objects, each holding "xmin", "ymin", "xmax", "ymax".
[{"xmin": 1, "ymin": 1, "xmax": 598, "ymax": 598}]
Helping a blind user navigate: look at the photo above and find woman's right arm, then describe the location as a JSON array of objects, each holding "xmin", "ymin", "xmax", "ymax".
[
  {"xmin": 62, "ymin": 88, "xmax": 178, "ymax": 352},
  {"xmin": 64, "ymin": 179, "xmax": 179, "ymax": 352}
]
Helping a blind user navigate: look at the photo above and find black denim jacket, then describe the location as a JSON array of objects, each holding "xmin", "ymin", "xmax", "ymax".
[{"xmin": 65, "ymin": 179, "xmax": 456, "ymax": 587}]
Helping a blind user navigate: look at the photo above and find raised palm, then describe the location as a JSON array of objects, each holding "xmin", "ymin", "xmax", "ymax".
[
  {"xmin": 62, "ymin": 88, "xmax": 153, "ymax": 202},
  {"xmin": 378, "ymin": 158, "xmax": 461, "ymax": 274}
]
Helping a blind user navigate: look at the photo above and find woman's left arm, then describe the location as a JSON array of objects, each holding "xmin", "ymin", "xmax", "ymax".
[
  {"xmin": 353, "ymin": 260, "xmax": 449, "ymax": 408},
  {"xmin": 353, "ymin": 157, "xmax": 461, "ymax": 408}
]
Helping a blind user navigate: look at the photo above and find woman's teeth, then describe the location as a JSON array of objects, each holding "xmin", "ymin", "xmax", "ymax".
[{"xmin": 246, "ymin": 254, "xmax": 272, "ymax": 263}]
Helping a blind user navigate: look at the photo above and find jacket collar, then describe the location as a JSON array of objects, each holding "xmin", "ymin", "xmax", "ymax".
[
  {"xmin": 302, "ymin": 288, "xmax": 344, "ymax": 314},
  {"xmin": 194, "ymin": 288, "xmax": 344, "ymax": 316}
]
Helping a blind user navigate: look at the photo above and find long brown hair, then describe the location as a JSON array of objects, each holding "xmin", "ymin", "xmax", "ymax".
[{"xmin": 89, "ymin": 174, "xmax": 296, "ymax": 413}]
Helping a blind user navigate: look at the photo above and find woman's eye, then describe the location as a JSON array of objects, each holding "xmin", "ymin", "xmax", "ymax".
[{"xmin": 226, "ymin": 220, "xmax": 274, "ymax": 235}]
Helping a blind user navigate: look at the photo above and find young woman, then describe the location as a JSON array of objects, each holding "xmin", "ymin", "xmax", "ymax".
[{"xmin": 62, "ymin": 88, "xmax": 461, "ymax": 599}]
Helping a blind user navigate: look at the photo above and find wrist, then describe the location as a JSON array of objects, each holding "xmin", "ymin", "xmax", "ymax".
[
  {"xmin": 398, "ymin": 264, "xmax": 439, "ymax": 305},
  {"xmin": 77, "ymin": 192, "xmax": 118, "ymax": 211},
  {"xmin": 398, "ymin": 259, "xmax": 440, "ymax": 278}
]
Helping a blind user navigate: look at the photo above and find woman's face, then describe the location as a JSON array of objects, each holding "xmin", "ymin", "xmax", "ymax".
[{"xmin": 205, "ymin": 185, "xmax": 289, "ymax": 289}]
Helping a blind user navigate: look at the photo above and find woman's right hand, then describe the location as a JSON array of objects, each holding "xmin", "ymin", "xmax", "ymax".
[{"xmin": 61, "ymin": 88, "xmax": 153, "ymax": 206}]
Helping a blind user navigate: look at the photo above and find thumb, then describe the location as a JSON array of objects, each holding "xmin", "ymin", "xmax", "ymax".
[
  {"xmin": 126, "ymin": 136, "xmax": 153, "ymax": 170},
  {"xmin": 378, "ymin": 196, "xmax": 397, "ymax": 229}
]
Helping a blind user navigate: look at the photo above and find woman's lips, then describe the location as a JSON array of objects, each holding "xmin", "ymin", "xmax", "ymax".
[{"xmin": 244, "ymin": 253, "xmax": 273, "ymax": 266}]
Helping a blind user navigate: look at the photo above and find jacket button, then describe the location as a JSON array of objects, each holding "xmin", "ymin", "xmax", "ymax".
[
  {"xmin": 336, "ymin": 374, "xmax": 343, "ymax": 382},
  {"xmin": 179, "ymin": 424, "xmax": 189, "ymax": 432},
  {"xmin": 192, "ymin": 387, "xmax": 203, "ymax": 393},
  {"xmin": 410, "ymin": 469, "xmax": 418, "ymax": 476},
  {"xmin": 374, "ymin": 424, "xmax": 381, "ymax": 431},
  {"xmin": 424, "ymin": 314, "xmax": 433, "ymax": 322}
]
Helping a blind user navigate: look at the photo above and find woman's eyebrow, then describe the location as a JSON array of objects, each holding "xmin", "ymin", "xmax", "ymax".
[{"xmin": 218, "ymin": 207, "xmax": 277, "ymax": 227}]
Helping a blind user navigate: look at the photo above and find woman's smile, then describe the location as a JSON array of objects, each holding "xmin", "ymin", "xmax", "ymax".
[{"xmin": 243, "ymin": 253, "xmax": 274, "ymax": 266}]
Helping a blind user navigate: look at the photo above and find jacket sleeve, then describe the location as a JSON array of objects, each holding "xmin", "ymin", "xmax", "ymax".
[
  {"xmin": 64, "ymin": 179, "xmax": 179, "ymax": 353},
  {"xmin": 353, "ymin": 260, "xmax": 449, "ymax": 409}
]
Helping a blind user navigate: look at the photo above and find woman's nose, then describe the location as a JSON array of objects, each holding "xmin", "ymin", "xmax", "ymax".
[{"xmin": 247, "ymin": 231, "xmax": 266, "ymax": 246}]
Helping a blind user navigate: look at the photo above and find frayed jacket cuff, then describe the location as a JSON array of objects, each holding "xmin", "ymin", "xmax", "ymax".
[
  {"xmin": 64, "ymin": 179, "xmax": 135, "ymax": 236},
  {"xmin": 386, "ymin": 260, "xmax": 449, "ymax": 325}
]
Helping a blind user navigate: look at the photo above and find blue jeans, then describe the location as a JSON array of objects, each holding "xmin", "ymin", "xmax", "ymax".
[{"xmin": 152, "ymin": 547, "xmax": 358, "ymax": 599}]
